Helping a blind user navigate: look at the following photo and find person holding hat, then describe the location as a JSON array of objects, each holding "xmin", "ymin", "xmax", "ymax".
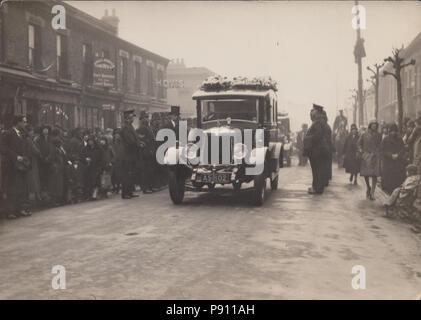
[
  {"xmin": 120, "ymin": 109, "xmax": 142, "ymax": 199},
  {"xmin": 1, "ymin": 115, "xmax": 32, "ymax": 218},
  {"xmin": 303, "ymin": 104, "xmax": 330, "ymax": 194},
  {"xmin": 380, "ymin": 123, "xmax": 407, "ymax": 194},
  {"xmin": 357, "ymin": 118, "xmax": 382, "ymax": 200},
  {"xmin": 343, "ymin": 124, "xmax": 361, "ymax": 184}
]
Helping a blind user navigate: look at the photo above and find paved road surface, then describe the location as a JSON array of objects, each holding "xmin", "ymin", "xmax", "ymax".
[{"xmin": 1, "ymin": 160, "xmax": 421, "ymax": 299}]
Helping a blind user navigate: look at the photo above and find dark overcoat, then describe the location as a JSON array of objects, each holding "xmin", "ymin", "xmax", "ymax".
[
  {"xmin": 1, "ymin": 128, "xmax": 30, "ymax": 197},
  {"xmin": 380, "ymin": 135, "xmax": 406, "ymax": 194},
  {"xmin": 343, "ymin": 133, "xmax": 360, "ymax": 174}
]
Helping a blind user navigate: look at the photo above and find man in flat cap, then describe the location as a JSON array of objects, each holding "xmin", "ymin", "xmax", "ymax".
[
  {"xmin": 303, "ymin": 104, "xmax": 331, "ymax": 194},
  {"xmin": 120, "ymin": 109, "xmax": 142, "ymax": 199}
]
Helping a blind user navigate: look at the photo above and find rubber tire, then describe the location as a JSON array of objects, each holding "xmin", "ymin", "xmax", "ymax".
[
  {"xmin": 270, "ymin": 174, "xmax": 279, "ymax": 190},
  {"xmin": 168, "ymin": 170, "xmax": 185, "ymax": 204},
  {"xmin": 252, "ymin": 173, "xmax": 266, "ymax": 206}
]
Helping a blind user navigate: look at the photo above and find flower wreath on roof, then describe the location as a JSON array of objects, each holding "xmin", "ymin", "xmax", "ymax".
[{"xmin": 200, "ymin": 76, "xmax": 277, "ymax": 91}]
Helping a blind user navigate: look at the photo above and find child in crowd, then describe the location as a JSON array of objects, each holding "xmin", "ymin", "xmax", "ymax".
[{"xmin": 384, "ymin": 164, "xmax": 421, "ymax": 219}]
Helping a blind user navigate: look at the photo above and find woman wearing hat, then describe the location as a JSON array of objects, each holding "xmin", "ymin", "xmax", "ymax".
[
  {"xmin": 358, "ymin": 119, "xmax": 382, "ymax": 200},
  {"xmin": 35, "ymin": 124, "xmax": 52, "ymax": 200},
  {"xmin": 380, "ymin": 123, "xmax": 406, "ymax": 194},
  {"xmin": 343, "ymin": 124, "xmax": 360, "ymax": 185},
  {"xmin": 81, "ymin": 135, "xmax": 102, "ymax": 200}
]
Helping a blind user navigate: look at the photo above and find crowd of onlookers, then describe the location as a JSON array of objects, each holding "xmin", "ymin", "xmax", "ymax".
[
  {"xmin": 341, "ymin": 116, "xmax": 421, "ymax": 220},
  {"xmin": 293, "ymin": 113, "xmax": 421, "ymax": 222},
  {"xmin": 0, "ymin": 112, "xmax": 174, "ymax": 219}
]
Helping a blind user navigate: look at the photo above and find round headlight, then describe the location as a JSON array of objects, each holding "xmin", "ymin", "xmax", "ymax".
[
  {"xmin": 186, "ymin": 143, "xmax": 198, "ymax": 161},
  {"xmin": 233, "ymin": 143, "xmax": 248, "ymax": 160},
  {"xmin": 181, "ymin": 143, "xmax": 198, "ymax": 164}
]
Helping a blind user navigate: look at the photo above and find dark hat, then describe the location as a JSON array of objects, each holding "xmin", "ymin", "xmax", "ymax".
[
  {"xmin": 350, "ymin": 123, "xmax": 358, "ymax": 130},
  {"xmin": 139, "ymin": 110, "xmax": 148, "ymax": 119},
  {"xmin": 113, "ymin": 128, "xmax": 121, "ymax": 136},
  {"xmin": 388, "ymin": 123, "xmax": 398, "ymax": 132},
  {"xmin": 12, "ymin": 114, "xmax": 26, "ymax": 125},
  {"xmin": 170, "ymin": 106, "xmax": 180, "ymax": 116},
  {"xmin": 312, "ymin": 104, "xmax": 324, "ymax": 112},
  {"xmin": 406, "ymin": 164, "xmax": 418, "ymax": 175},
  {"xmin": 123, "ymin": 109, "xmax": 136, "ymax": 118}
]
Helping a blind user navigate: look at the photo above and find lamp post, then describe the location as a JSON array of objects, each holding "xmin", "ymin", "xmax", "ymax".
[
  {"xmin": 383, "ymin": 46, "xmax": 416, "ymax": 131},
  {"xmin": 353, "ymin": 1, "xmax": 366, "ymax": 127}
]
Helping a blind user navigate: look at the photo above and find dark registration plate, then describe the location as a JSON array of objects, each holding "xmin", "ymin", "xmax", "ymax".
[{"xmin": 197, "ymin": 173, "xmax": 230, "ymax": 184}]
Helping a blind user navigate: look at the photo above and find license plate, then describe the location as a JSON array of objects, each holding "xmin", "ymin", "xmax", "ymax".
[{"xmin": 197, "ymin": 173, "xmax": 230, "ymax": 183}]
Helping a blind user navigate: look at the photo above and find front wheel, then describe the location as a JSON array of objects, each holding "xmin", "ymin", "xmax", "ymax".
[
  {"xmin": 252, "ymin": 172, "xmax": 266, "ymax": 206},
  {"xmin": 168, "ymin": 170, "xmax": 185, "ymax": 204}
]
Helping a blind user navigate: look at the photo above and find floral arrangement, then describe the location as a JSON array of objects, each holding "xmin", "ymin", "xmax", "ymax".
[{"xmin": 200, "ymin": 76, "xmax": 277, "ymax": 92}]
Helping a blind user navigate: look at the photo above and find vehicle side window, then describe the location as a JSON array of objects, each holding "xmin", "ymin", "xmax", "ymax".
[{"xmin": 265, "ymin": 98, "xmax": 272, "ymax": 123}]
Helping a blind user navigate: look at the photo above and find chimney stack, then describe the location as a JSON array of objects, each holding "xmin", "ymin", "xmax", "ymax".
[{"xmin": 101, "ymin": 8, "xmax": 119, "ymax": 36}]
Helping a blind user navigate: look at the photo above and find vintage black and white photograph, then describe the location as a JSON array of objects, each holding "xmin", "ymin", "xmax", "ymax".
[{"xmin": 1, "ymin": 0, "xmax": 421, "ymax": 302}]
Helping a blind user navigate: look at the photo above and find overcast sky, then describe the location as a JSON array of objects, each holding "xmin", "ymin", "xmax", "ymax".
[{"xmin": 68, "ymin": 1, "xmax": 421, "ymax": 130}]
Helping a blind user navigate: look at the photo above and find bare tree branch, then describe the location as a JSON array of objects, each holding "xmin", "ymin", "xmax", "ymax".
[{"xmin": 383, "ymin": 70, "xmax": 397, "ymax": 79}]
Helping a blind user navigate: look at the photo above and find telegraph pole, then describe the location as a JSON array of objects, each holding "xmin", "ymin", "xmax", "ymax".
[
  {"xmin": 366, "ymin": 62, "xmax": 384, "ymax": 120},
  {"xmin": 353, "ymin": 1, "xmax": 366, "ymax": 126}
]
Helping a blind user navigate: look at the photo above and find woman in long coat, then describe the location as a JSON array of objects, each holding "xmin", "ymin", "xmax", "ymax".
[
  {"xmin": 357, "ymin": 119, "xmax": 382, "ymax": 200},
  {"xmin": 35, "ymin": 125, "xmax": 52, "ymax": 200},
  {"xmin": 380, "ymin": 123, "xmax": 407, "ymax": 194},
  {"xmin": 81, "ymin": 135, "xmax": 102, "ymax": 200},
  {"xmin": 343, "ymin": 124, "xmax": 360, "ymax": 185},
  {"xmin": 46, "ymin": 137, "xmax": 66, "ymax": 206}
]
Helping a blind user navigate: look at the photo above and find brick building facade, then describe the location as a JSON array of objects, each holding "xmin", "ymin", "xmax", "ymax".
[{"xmin": 0, "ymin": 0, "xmax": 169, "ymax": 130}]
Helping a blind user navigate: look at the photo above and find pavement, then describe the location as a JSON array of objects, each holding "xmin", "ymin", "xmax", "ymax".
[{"xmin": 1, "ymin": 158, "xmax": 421, "ymax": 299}]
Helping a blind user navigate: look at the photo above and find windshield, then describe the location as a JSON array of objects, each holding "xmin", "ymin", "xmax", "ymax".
[{"xmin": 201, "ymin": 98, "xmax": 258, "ymax": 122}]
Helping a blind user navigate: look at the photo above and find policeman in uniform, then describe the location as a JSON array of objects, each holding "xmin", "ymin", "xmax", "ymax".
[
  {"xmin": 303, "ymin": 104, "xmax": 330, "ymax": 195},
  {"xmin": 120, "ymin": 109, "xmax": 142, "ymax": 199},
  {"xmin": 137, "ymin": 111, "xmax": 155, "ymax": 194}
]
